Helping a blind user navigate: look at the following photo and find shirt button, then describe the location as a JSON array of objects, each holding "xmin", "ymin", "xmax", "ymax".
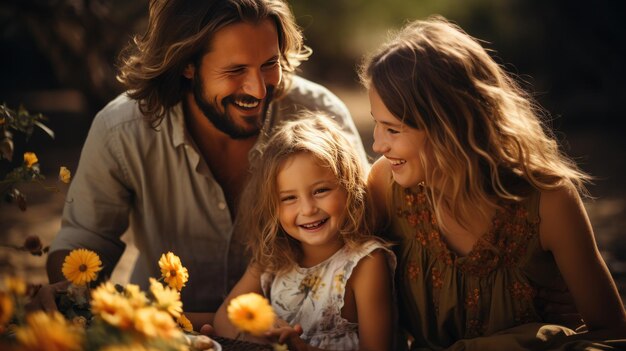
[{"xmin": 218, "ymin": 202, "xmax": 226, "ymax": 210}]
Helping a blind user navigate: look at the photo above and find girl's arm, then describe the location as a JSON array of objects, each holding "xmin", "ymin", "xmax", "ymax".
[
  {"xmin": 539, "ymin": 184, "xmax": 626, "ymax": 335},
  {"xmin": 350, "ymin": 248, "xmax": 394, "ymax": 351},
  {"xmin": 213, "ymin": 264, "xmax": 264, "ymax": 338}
]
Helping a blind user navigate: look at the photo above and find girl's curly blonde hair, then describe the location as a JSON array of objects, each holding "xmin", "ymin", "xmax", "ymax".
[{"xmin": 238, "ymin": 113, "xmax": 380, "ymax": 273}]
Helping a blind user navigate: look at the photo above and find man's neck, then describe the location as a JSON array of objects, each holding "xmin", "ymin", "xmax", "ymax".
[{"xmin": 183, "ymin": 93, "xmax": 257, "ymax": 218}]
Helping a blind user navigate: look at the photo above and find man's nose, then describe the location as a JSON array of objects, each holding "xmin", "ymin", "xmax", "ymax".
[{"xmin": 243, "ymin": 70, "xmax": 267, "ymax": 99}]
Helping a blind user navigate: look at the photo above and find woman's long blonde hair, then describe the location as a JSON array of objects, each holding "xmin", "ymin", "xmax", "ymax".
[
  {"xmin": 117, "ymin": 0, "xmax": 310, "ymax": 127},
  {"xmin": 360, "ymin": 15, "xmax": 590, "ymax": 231},
  {"xmin": 239, "ymin": 113, "xmax": 376, "ymax": 273}
]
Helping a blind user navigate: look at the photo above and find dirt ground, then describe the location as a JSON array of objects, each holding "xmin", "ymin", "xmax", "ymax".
[{"xmin": 1, "ymin": 88, "xmax": 625, "ymax": 305}]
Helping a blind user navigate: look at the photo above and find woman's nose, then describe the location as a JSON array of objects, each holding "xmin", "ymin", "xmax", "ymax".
[{"xmin": 372, "ymin": 126, "xmax": 389, "ymax": 154}]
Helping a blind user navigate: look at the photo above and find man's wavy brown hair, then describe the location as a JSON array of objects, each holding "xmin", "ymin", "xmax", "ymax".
[{"xmin": 117, "ymin": 0, "xmax": 310, "ymax": 126}]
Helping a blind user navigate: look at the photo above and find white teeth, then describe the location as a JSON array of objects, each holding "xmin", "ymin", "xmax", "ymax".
[
  {"xmin": 234, "ymin": 100, "xmax": 259, "ymax": 108},
  {"xmin": 300, "ymin": 219, "xmax": 327, "ymax": 229},
  {"xmin": 388, "ymin": 158, "xmax": 406, "ymax": 166}
]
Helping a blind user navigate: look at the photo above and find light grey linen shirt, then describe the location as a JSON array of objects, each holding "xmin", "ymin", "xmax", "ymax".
[{"xmin": 50, "ymin": 75, "xmax": 369, "ymax": 312}]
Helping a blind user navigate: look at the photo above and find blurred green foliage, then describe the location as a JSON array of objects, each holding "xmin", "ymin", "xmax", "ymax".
[{"xmin": 0, "ymin": 0, "xmax": 624, "ymax": 126}]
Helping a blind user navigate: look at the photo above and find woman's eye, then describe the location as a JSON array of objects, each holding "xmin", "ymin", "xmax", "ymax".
[{"xmin": 387, "ymin": 128, "xmax": 400, "ymax": 134}]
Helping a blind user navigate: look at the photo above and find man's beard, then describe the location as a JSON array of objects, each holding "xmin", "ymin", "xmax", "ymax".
[{"xmin": 192, "ymin": 70, "xmax": 273, "ymax": 140}]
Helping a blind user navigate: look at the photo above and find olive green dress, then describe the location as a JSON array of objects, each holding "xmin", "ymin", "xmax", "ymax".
[{"xmin": 388, "ymin": 183, "xmax": 624, "ymax": 351}]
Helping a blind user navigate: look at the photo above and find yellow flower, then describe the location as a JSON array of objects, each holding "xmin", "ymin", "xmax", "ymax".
[
  {"xmin": 134, "ymin": 306, "xmax": 182, "ymax": 340},
  {"xmin": 100, "ymin": 343, "xmax": 163, "ymax": 351},
  {"xmin": 23, "ymin": 152, "xmax": 38, "ymax": 168},
  {"xmin": 123, "ymin": 283, "xmax": 148, "ymax": 309},
  {"xmin": 227, "ymin": 292, "xmax": 275, "ymax": 336},
  {"xmin": 177, "ymin": 313, "xmax": 193, "ymax": 332},
  {"xmin": 149, "ymin": 278, "xmax": 182, "ymax": 318},
  {"xmin": 15, "ymin": 311, "xmax": 82, "ymax": 351},
  {"xmin": 4, "ymin": 275, "xmax": 27, "ymax": 296},
  {"xmin": 61, "ymin": 248, "xmax": 103, "ymax": 286},
  {"xmin": 0, "ymin": 291, "xmax": 14, "ymax": 326},
  {"xmin": 158, "ymin": 252, "xmax": 189, "ymax": 291},
  {"xmin": 91, "ymin": 282, "xmax": 135, "ymax": 329},
  {"xmin": 59, "ymin": 166, "xmax": 71, "ymax": 183}
]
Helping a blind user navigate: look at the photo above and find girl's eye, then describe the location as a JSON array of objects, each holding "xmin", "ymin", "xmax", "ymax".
[
  {"xmin": 314, "ymin": 188, "xmax": 330, "ymax": 196},
  {"xmin": 387, "ymin": 128, "xmax": 400, "ymax": 134},
  {"xmin": 280, "ymin": 195, "xmax": 296, "ymax": 202}
]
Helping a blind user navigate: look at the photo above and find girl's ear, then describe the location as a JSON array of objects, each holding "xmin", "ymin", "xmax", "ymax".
[{"xmin": 182, "ymin": 63, "xmax": 195, "ymax": 79}]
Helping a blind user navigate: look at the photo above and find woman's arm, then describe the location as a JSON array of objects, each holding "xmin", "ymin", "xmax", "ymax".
[
  {"xmin": 350, "ymin": 249, "xmax": 394, "ymax": 351},
  {"xmin": 213, "ymin": 264, "xmax": 264, "ymax": 338},
  {"xmin": 367, "ymin": 157, "xmax": 393, "ymax": 233},
  {"xmin": 539, "ymin": 184, "xmax": 626, "ymax": 335}
]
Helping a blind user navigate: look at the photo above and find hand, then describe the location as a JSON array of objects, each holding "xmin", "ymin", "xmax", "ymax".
[
  {"xmin": 199, "ymin": 324, "xmax": 215, "ymax": 336},
  {"xmin": 265, "ymin": 322, "xmax": 307, "ymax": 351},
  {"xmin": 183, "ymin": 333, "xmax": 218, "ymax": 351},
  {"xmin": 534, "ymin": 278, "xmax": 583, "ymax": 328},
  {"xmin": 24, "ymin": 280, "xmax": 70, "ymax": 312}
]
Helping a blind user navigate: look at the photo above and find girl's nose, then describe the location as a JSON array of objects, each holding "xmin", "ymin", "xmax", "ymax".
[{"xmin": 300, "ymin": 197, "xmax": 318, "ymax": 216}]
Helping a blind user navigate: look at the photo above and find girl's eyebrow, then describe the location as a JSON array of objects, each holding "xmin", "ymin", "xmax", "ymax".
[{"xmin": 277, "ymin": 179, "xmax": 336, "ymax": 194}]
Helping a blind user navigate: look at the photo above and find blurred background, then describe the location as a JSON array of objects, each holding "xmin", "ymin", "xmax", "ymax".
[{"xmin": 1, "ymin": 0, "xmax": 625, "ymax": 302}]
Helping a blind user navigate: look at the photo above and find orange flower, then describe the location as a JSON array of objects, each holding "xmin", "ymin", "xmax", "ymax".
[
  {"xmin": 23, "ymin": 152, "xmax": 38, "ymax": 168},
  {"xmin": 59, "ymin": 166, "xmax": 71, "ymax": 183},
  {"xmin": 158, "ymin": 252, "xmax": 189, "ymax": 291},
  {"xmin": 134, "ymin": 306, "xmax": 181, "ymax": 340},
  {"xmin": 61, "ymin": 249, "xmax": 102, "ymax": 286},
  {"xmin": 149, "ymin": 278, "xmax": 182, "ymax": 318},
  {"xmin": 177, "ymin": 313, "xmax": 193, "ymax": 332},
  {"xmin": 0, "ymin": 291, "xmax": 14, "ymax": 326},
  {"xmin": 227, "ymin": 293, "xmax": 275, "ymax": 336},
  {"xmin": 15, "ymin": 311, "xmax": 82, "ymax": 351},
  {"xmin": 90, "ymin": 282, "xmax": 134, "ymax": 330}
]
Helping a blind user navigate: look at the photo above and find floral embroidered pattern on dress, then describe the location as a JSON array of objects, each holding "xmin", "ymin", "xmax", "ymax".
[{"xmin": 396, "ymin": 185, "xmax": 542, "ymax": 335}]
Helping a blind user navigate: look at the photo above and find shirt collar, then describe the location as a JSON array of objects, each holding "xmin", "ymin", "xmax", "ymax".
[{"xmin": 169, "ymin": 102, "xmax": 187, "ymax": 148}]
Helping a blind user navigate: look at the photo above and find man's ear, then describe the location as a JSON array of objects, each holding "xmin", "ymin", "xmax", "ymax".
[{"xmin": 183, "ymin": 63, "xmax": 195, "ymax": 79}]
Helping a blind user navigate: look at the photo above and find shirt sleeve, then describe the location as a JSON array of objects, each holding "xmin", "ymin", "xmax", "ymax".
[
  {"xmin": 49, "ymin": 109, "xmax": 130, "ymax": 269},
  {"xmin": 318, "ymin": 87, "xmax": 371, "ymax": 172}
]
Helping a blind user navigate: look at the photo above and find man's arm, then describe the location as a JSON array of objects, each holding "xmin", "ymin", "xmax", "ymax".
[
  {"xmin": 48, "ymin": 101, "xmax": 131, "ymax": 277},
  {"xmin": 46, "ymin": 250, "xmax": 70, "ymax": 283}
]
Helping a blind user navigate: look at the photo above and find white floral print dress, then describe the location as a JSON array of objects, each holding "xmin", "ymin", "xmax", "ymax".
[{"xmin": 260, "ymin": 240, "xmax": 396, "ymax": 350}]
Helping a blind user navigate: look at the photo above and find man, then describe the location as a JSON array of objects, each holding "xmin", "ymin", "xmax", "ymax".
[{"xmin": 41, "ymin": 0, "xmax": 368, "ymax": 328}]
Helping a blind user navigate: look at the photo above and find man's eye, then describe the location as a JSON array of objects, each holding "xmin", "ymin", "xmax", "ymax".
[
  {"xmin": 262, "ymin": 61, "xmax": 279, "ymax": 70},
  {"xmin": 226, "ymin": 68, "xmax": 245, "ymax": 75}
]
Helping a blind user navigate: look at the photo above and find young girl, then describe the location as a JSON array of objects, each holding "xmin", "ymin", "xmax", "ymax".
[
  {"xmin": 214, "ymin": 114, "xmax": 396, "ymax": 351},
  {"xmin": 360, "ymin": 16, "xmax": 626, "ymax": 350}
]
